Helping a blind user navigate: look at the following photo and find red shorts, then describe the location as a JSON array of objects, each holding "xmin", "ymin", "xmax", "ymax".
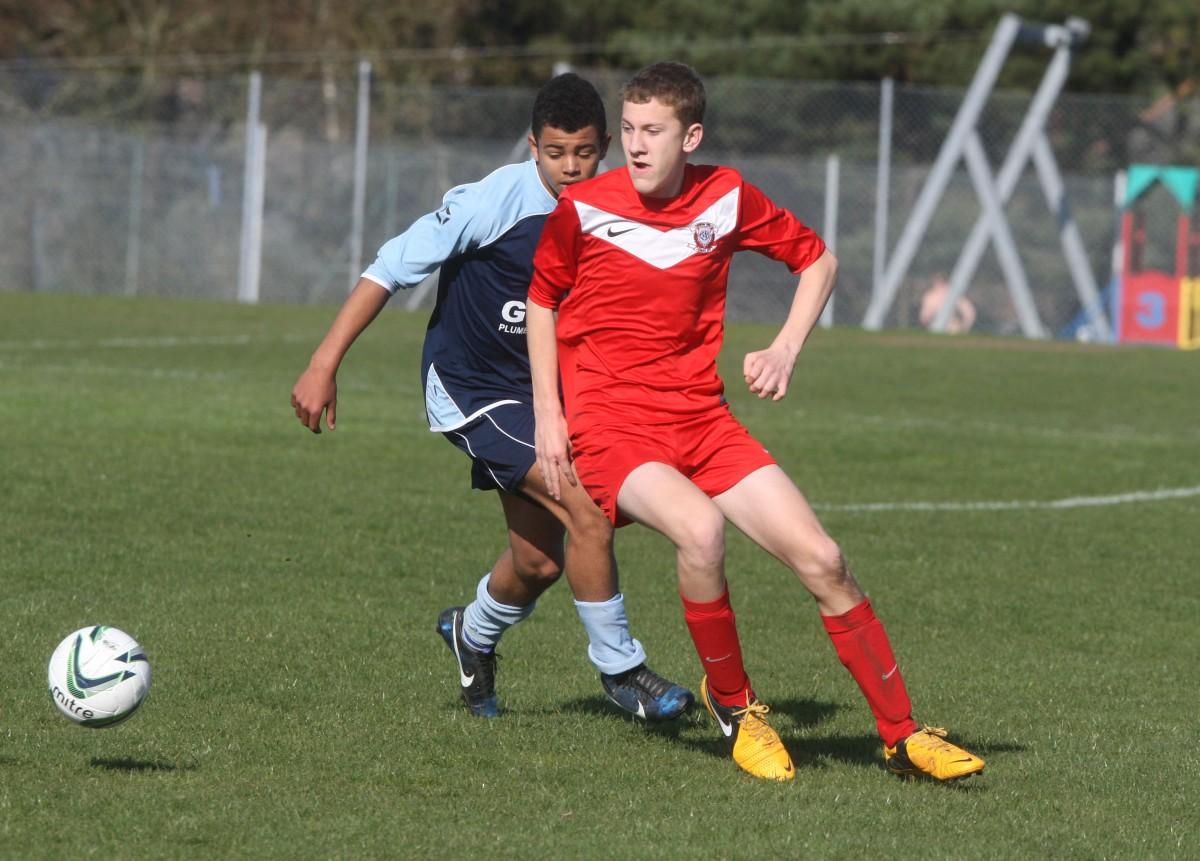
[{"xmin": 570, "ymin": 404, "xmax": 776, "ymax": 526}]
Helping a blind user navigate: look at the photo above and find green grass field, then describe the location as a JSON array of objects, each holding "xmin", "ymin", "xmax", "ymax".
[{"xmin": 1, "ymin": 291, "xmax": 1197, "ymax": 859}]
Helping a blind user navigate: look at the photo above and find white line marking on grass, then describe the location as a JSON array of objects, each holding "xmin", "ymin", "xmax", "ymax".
[
  {"xmin": 832, "ymin": 410, "xmax": 1182, "ymax": 446},
  {"xmin": 0, "ymin": 334, "xmax": 311, "ymax": 351},
  {"xmin": 0, "ymin": 359, "xmax": 410, "ymax": 398},
  {"xmin": 0, "ymin": 359, "xmax": 237, "ymax": 381},
  {"xmin": 818, "ymin": 485, "xmax": 1200, "ymax": 513}
]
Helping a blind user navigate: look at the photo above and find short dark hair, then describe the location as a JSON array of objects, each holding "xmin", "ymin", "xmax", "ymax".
[
  {"xmin": 621, "ymin": 62, "xmax": 705, "ymax": 127},
  {"xmin": 531, "ymin": 73, "xmax": 607, "ymax": 138}
]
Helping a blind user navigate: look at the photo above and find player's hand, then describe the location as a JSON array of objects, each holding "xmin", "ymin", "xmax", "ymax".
[
  {"xmin": 534, "ymin": 411, "xmax": 577, "ymax": 501},
  {"xmin": 743, "ymin": 346, "xmax": 795, "ymax": 401},
  {"xmin": 291, "ymin": 367, "xmax": 337, "ymax": 433}
]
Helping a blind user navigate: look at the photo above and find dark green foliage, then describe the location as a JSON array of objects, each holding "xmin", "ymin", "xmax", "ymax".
[{"xmin": 1, "ymin": 1, "xmax": 1196, "ymax": 94}]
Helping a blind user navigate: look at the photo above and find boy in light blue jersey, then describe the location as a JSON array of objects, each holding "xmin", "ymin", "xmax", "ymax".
[{"xmin": 291, "ymin": 74, "xmax": 692, "ymax": 721}]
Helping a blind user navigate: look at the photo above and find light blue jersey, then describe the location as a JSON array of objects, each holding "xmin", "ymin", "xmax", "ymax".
[{"xmin": 363, "ymin": 159, "xmax": 556, "ymax": 432}]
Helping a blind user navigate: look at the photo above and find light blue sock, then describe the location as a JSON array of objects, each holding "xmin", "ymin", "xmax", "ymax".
[
  {"xmin": 461, "ymin": 573, "xmax": 534, "ymax": 651},
  {"xmin": 574, "ymin": 593, "xmax": 646, "ymax": 676}
]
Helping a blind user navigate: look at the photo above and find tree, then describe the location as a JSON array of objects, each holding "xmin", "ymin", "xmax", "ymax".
[{"xmin": 0, "ymin": 0, "xmax": 1194, "ymax": 96}]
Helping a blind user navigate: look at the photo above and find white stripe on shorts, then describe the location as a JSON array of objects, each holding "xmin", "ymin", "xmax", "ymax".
[{"xmin": 483, "ymin": 410, "xmax": 534, "ymax": 449}]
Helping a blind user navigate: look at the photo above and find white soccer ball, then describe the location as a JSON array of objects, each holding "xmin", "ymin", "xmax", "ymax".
[{"xmin": 47, "ymin": 625, "xmax": 151, "ymax": 728}]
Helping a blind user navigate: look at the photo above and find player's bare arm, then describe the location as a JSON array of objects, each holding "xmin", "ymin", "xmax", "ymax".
[
  {"xmin": 291, "ymin": 278, "xmax": 390, "ymax": 433},
  {"xmin": 525, "ymin": 298, "xmax": 575, "ymax": 500},
  {"xmin": 743, "ymin": 249, "xmax": 838, "ymax": 401}
]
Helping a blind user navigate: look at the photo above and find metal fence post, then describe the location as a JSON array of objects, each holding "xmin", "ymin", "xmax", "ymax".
[
  {"xmin": 962, "ymin": 134, "xmax": 1045, "ymax": 336},
  {"xmin": 872, "ymin": 77, "xmax": 893, "ymax": 304},
  {"xmin": 349, "ymin": 59, "xmax": 372, "ymax": 291},
  {"xmin": 123, "ymin": 134, "xmax": 145, "ymax": 296},
  {"xmin": 237, "ymin": 71, "xmax": 265, "ymax": 304},
  {"xmin": 1108, "ymin": 169, "xmax": 1128, "ymax": 340},
  {"xmin": 820, "ymin": 154, "xmax": 840, "ymax": 328}
]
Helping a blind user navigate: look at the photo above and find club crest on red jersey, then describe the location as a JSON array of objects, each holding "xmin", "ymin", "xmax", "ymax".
[{"xmin": 691, "ymin": 221, "xmax": 717, "ymax": 253}]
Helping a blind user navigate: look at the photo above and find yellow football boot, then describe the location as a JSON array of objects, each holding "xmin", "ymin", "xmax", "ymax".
[
  {"xmin": 885, "ymin": 726, "xmax": 985, "ymax": 782},
  {"xmin": 701, "ymin": 677, "xmax": 795, "ymax": 782}
]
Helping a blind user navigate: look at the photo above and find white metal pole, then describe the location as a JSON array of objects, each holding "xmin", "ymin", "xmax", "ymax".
[
  {"xmin": 1109, "ymin": 169, "xmax": 1128, "ymax": 342},
  {"xmin": 872, "ymin": 77, "xmax": 893, "ymax": 304},
  {"xmin": 242, "ymin": 121, "xmax": 267, "ymax": 304},
  {"xmin": 820, "ymin": 154, "xmax": 840, "ymax": 329},
  {"xmin": 237, "ymin": 71, "xmax": 263, "ymax": 303},
  {"xmin": 349, "ymin": 59, "xmax": 372, "ymax": 291},
  {"xmin": 1031, "ymin": 135, "xmax": 1112, "ymax": 340},
  {"xmin": 961, "ymin": 134, "xmax": 1045, "ymax": 337}
]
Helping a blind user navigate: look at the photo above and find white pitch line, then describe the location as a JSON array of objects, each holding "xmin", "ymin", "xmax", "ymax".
[
  {"xmin": 0, "ymin": 333, "xmax": 312, "ymax": 351},
  {"xmin": 0, "ymin": 359, "xmax": 408, "ymax": 397},
  {"xmin": 826, "ymin": 410, "xmax": 1182, "ymax": 446},
  {"xmin": 817, "ymin": 485, "xmax": 1200, "ymax": 513},
  {"xmin": 0, "ymin": 359, "xmax": 238, "ymax": 381},
  {"xmin": 0, "ymin": 334, "xmax": 249, "ymax": 351}
]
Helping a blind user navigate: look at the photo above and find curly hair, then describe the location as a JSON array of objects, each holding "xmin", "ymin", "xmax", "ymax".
[
  {"xmin": 531, "ymin": 73, "xmax": 607, "ymax": 138},
  {"xmin": 621, "ymin": 62, "xmax": 705, "ymax": 127}
]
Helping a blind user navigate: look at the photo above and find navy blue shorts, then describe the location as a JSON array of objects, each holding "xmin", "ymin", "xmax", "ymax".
[{"xmin": 442, "ymin": 402, "xmax": 536, "ymax": 493}]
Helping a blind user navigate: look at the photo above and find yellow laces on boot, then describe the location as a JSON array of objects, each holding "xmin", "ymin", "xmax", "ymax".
[
  {"xmin": 733, "ymin": 700, "xmax": 780, "ymax": 745},
  {"xmin": 916, "ymin": 725, "xmax": 951, "ymax": 745}
]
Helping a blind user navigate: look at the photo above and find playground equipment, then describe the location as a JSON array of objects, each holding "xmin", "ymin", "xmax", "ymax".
[
  {"xmin": 1113, "ymin": 165, "xmax": 1200, "ymax": 349},
  {"xmin": 863, "ymin": 13, "xmax": 1111, "ymax": 340}
]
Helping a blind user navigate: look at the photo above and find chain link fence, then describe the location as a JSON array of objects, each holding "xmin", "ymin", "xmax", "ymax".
[{"xmin": 2, "ymin": 63, "xmax": 1196, "ymax": 339}]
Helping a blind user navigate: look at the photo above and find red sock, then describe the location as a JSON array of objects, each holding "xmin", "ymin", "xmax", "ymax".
[
  {"xmin": 681, "ymin": 588, "xmax": 751, "ymax": 707},
  {"xmin": 822, "ymin": 599, "xmax": 918, "ymax": 747}
]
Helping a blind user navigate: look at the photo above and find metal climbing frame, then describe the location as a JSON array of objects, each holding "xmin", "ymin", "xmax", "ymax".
[{"xmin": 862, "ymin": 14, "xmax": 1112, "ymax": 340}]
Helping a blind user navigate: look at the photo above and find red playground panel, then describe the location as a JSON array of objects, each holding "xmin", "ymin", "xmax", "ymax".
[{"xmin": 1117, "ymin": 271, "xmax": 1181, "ymax": 345}]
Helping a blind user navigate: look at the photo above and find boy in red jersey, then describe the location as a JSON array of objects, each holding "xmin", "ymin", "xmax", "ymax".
[{"xmin": 526, "ymin": 62, "xmax": 984, "ymax": 782}]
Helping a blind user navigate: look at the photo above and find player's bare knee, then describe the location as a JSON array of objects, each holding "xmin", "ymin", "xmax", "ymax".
[
  {"xmin": 676, "ymin": 509, "xmax": 726, "ymax": 572},
  {"xmin": 793, "ymin": 538, "xmax": 848, "ymax": 588},
  {"xmin": 513, "ymin": 551, "xmax": 563, "ymax": 587},
  {"xmin": 566, "ymin": 505, "xmax": 614, "ymax": 553}
]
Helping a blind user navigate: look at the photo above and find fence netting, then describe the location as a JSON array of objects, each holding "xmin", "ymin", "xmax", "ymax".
[{"xmin": 2, "ymin": 64, "xmax": 1196, "ymax": 338}]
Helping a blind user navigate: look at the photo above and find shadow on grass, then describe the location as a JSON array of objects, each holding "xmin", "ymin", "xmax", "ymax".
[
  {"xmin": 558, "ymin": 695, "xmax": 1017, "ymax": 786},
  {"xmin": 89, "ymin": 756, "xmax": 197, "ymax": 773},
  {"xmin": 558, "ymin": 695, "xmax": 694, "ymax": 739},
  {"xmin": 794, "ymin": 731, "xmax": 1022, "ymax": 789},
  {"xmin": 793, "ymin": 732, "xmax": 880, "ymax": 769},
  {"xmin": 771, "ymin": 696, "xmax": 840, "ymax": 730},
  {"xmin": 559, "ymin": 694, "xmax": 843, "ymax": 766}
]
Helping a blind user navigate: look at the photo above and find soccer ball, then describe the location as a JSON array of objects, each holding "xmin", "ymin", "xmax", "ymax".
[{"xmin": 47, "ymin": 625, "xmax": 151, "ymax": 728}]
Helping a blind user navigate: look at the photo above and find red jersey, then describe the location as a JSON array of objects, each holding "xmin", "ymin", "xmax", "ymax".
[{"xmin": 528, "ymin": 163, "xmax": 825, "ymax": 422}]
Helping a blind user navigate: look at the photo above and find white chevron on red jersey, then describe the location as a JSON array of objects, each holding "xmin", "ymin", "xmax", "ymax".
[{"xmin": 574, "ymin": 186, "xmax": 740, "ymax": 270}]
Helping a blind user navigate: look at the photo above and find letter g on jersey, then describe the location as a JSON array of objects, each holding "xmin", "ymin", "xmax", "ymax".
[{"xmin": 501, "ymin": 300, "xmax": 526, "ymax": 323}]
